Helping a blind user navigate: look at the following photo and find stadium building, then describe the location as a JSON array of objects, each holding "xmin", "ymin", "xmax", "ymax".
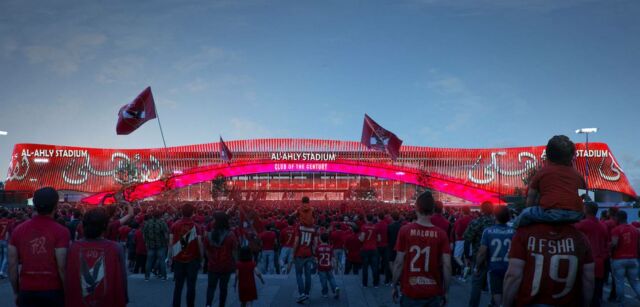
[{"xmin": 3, "ymin": 139, "xmax": 636, "ymax": 205}]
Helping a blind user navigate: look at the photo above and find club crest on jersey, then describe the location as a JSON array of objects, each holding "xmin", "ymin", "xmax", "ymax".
[{"xmin": 80, "ymin": 254, "xmax": 106, "ymax": 297}]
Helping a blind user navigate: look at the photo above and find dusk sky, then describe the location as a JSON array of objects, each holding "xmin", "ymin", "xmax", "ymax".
[{"xmin": 0, "ymin": 0, "xmax": 639, "ymax": 191}]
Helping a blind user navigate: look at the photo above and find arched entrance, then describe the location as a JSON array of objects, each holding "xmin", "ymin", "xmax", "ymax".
[{"xmin": 82, "ymin": 159, "xmax": 500, "ymax": 204}]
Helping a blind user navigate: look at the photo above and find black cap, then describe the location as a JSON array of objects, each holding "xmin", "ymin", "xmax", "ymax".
[{"xmin": 33, "ymin": 187, "xmax": 59, "ymax": 214}]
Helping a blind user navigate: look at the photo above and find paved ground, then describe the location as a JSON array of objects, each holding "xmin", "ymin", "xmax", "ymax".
[{"xmin": 0, "ymin": 272, "xmax": 637, "ymax": 306}]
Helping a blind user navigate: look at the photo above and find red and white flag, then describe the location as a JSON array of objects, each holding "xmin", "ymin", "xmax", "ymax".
[
  {"xmin": 220, "ymin": 136, "xmax": 233, "ymax": 162},
  {"xmin": 116, "ymin": 87, "xmax": 157, "ymax": 135},
  {"xmin": 361, "ymin": 114, "xmax": 403, "ymax": 160}
]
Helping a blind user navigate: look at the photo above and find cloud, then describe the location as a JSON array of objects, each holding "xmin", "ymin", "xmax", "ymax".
[
  {"xmin": 23, "ymin": 33, "xmax": 107, "ymax": 75},
  {"xmin": 422, "ymin": 70, "xmax": 483, "ymax": 131},
  {"xmin": 326, "ymin": 111, "xmax": 344, "ymax": 126},
  {"xmin": 96, "ymin": 56, "xmax": 146, "ymax": 84},
  {"xmin": 411, "ymin": 0, "xmax": 601, "ymax": 14},
  {"xmin": 174, "ymin": 47, "xmax": 239, "ymax": 72},
  {"xmin": 1, "ymin": 38, "xmax": 18, "ymax": 58},
  {"xmin": 181, "ymin": 74, "xmax": 253, "ymax": 93}
]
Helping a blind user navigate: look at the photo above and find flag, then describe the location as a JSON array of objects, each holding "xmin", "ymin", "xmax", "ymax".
[
  {"xmin": 116, "ymin": 87, "xmax": 157, "ymax": 135},
  {"xmin": 361, "ymin": 114, "xmax": 403, "ymax": 160},
  {"xmin": 220, "ymin": 136, "xmax": 233, "ymax": 162},
  {"xmin": 172, "ymin": 226, "xmax": 197, "ymax": 257}
]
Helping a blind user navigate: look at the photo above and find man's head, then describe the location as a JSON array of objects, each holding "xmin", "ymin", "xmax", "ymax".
[
  {"xmin": 320, "ymin": 232, "xmax": 329, "ymax": 243},
  {"xmin": 480, "ymin": 201, "xmax": 494, "ymax": 216},
  {"xmin": 415, "ymin": 191, "xmax": 435, "ymax": 216},
  {"xmin": 366, "ymin": 214, "xmax": 374, "ymax": 223},
  {"xmin": 301, "ymin": 196, "xmax": 310, "ymax": 204},
  {"xmin": 83, "ymin": 208, "xmax": 109, "ymax": 239},
  {"xmin": 462, "ymin": 206, "xmax": 471, "ymax": 215},
  {"xmin": 546, "ymin": 135, "xmax": 576, "ymax": 166},
  {"xmin": 181, "ymin": 203, "xmax": 195, "ymax": 218},
  {"xmin": 33, "ymin": 187, "xmax": 59, "ymax": 215},
  {"xmin": 616, "ymin": 210, "xmax": 628, "ymax": 224},
  {"xmin": 608, "ymin": 207, "xmax": 619, "ymax": 220},
  {"xmin": 494, "ymin": 206, "xmax": 510, "ymax": 224},
  {"xmin": 584, "ymin": 202, "xmax": 598, "ymax": 217},
  {"xmin": 391, "ymin": 212, "xmax": 400, "ymax": 221}
]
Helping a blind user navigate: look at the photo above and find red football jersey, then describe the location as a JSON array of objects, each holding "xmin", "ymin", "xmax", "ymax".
[
  {"xmin": 260, "ymin": 230, "xmax": 277, "ymax": 251},
  {"xmin": 360, "ymin": 223, "xmax": 379, "ymax": 251},
  {"xmin": 611, "ymin": 224, "xmax": 639, "ymax": 260},
  {"xmin": 394, "ymin": 223, "xmax": 450, "ymax": 299},
  {"xmin": 65, "ymin": 239, "xmax": 128, "ymax": 307},
  {"xmin": 315, "ymin": 243, "xmax": 333, "ymax": 271},
  {"xmin": 509, "ymin": 224, "xmax": 593, "ymax": 307},
  {"xmin": 170, "ymin": 218, "xmax": 202, "ymax": 262},
  {"xmin": 294, "ymin": 225, "xmax": 316, "ymax": 258},
  {"xmin": 9, "ymin": 215, "xmax": 70, "ymax": 291},
  {"xmin": 280, "ymin": 226, "xmax": 296, "ymax": 248}
]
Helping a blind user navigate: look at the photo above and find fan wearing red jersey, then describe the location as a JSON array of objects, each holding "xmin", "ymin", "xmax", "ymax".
[
  {"xmin": 609, "ymin": 210, "xmax": 640, "ymax": 305},
  {"xmin": 168, "ymin": 203, "xmax": 204, "ymax": 307},
  {"xmin": 65, "ymin": 208, "xmax": 128, "ymax": 307},
  {"xmin": 278, "ymin": 217, "xmax": 296, "ymax": 274},
  {"xmin": 502, "ymin": 223, "xmax": 595, "ymax": 307},
  {"xmin": 315, "ymin": 233, "xmax": 340, "ymax": 299},
  {"xmin": 391, "ymin": 191, "xmax": 452, "ymax": 307},
  {"xmin": 290, "ymin": 196, "xmax": 317, "ymax": 304},
  {"xmin": 8, "ymin": 188, "xmax": 70, "ymax": 307}
]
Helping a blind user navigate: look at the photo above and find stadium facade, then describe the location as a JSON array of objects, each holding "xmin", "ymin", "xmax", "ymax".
[{"xmin": 4, "ymin": 139, "xmax": 636, "ymax": 205}]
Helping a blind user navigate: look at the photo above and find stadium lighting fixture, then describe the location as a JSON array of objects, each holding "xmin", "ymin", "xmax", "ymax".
[
  {"xmin": 0, "ymin": 130, "xmax": 7, "ymax": 136},
  {"xmin": 575, "ymin": 127, "xmax": 598, "ymax": 194},
  {"xmin": 33, "ymin": 158, "xmax": 50, "ymax": 163}
]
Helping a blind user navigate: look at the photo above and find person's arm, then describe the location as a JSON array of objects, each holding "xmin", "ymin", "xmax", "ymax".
[
  {"xmin": 8, "ymin": 245, "xmax": 19, "ymax": 297},
  {"xmin": 167, "ymin": 234, "xmax": 174, "ymax": 265},
  {"xmin": 525, "ymin": 188, "xmax": 539, "ymax": 207},
  {"xmin": 502, "ymin": 259, "xmax": 525, "ymax": 307},
  {"xmin": 225, "ymin": 203, "xmax": 236, "ymax": 215},
  {"xmin": 234, "ymin": 269, "xmax": 239, "ymax": 290},
  {"xmin": 255, "ymin": 267, "xmax": 264, "ymax": 284},
  {"xmin": 358, "ymin": 231, "xmax": 365, "ymax": 242},
  {"xmin": 611, "ymin": 235, "xmax": 619, "ymax": 254},
  {"xmin": 118, "ymin": 202, "xmax": 134, "ymax": 225},
  {"xmin": 442, "ymin": 253, "xmax": 452, "ymax": 301},
  {"xmin": 582, "ymin": 262, "xmax": 595, "ymax": 305},
  {"xmin": 391, "ymin": 251, "xmax": 405, "ymax": 303},
  {"xmin": 391, "ymin": 251, "xmax": 404, "ymax": 284},
  {"xmin": 475, "ymin": 245, "xmax": 488, "ymax": 271},
  {"xmin": 55, "ymin": 247, "xmax": 68, "ymax": 286}
]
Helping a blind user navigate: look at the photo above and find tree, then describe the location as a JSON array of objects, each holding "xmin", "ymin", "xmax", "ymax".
[{"xmin": 210, "ymin": 174, "xmax": 230, "ymax": 200}]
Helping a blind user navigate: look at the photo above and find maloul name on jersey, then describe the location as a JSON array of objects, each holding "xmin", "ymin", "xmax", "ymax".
[
  {"xmin": 409, "ymin": 228, "xmax": 441, "ymax": 238},
  {"xmin": 527, "ymin": 237, "xmax": 576, "ymax": 254}
]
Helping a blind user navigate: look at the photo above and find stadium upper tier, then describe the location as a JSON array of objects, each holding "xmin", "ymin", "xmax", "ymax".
[{"xmin": 4, "ymin": 139, "xmax": 636, "ymax": 204}]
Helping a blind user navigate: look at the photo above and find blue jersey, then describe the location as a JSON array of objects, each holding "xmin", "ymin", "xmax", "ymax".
[{"xmin": 480, "ymin": 224, "xmax": 515, "ymax": 274}]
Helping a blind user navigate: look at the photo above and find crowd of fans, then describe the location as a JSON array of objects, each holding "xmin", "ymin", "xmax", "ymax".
[{"xmin": 1, "ymin": 134, "xmax": 640, "ymax": 307}]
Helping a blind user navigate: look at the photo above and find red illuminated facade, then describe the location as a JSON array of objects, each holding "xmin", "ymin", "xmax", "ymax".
[{"xmin": 4, "ymin": 139, "xmax": 636, "ymax": 204}]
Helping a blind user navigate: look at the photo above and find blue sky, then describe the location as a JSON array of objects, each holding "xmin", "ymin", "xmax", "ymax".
[{"xmin": 0, "ymin": 0, "xmax": 639, "ymax": 191}]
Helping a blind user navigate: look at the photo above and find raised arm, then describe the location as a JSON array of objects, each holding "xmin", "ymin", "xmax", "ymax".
[{"xmin": 118, "ymin": 202, "xmax": 134, "ymax": 225}]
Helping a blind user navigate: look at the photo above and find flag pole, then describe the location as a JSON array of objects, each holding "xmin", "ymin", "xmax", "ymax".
[
  {"xmin": 153, "ymin": 101, "xmax": 170, "ymax": 191},
  {"xmin": 155, "ymin": 101, "xmax": 168, "ymax": 150}
]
